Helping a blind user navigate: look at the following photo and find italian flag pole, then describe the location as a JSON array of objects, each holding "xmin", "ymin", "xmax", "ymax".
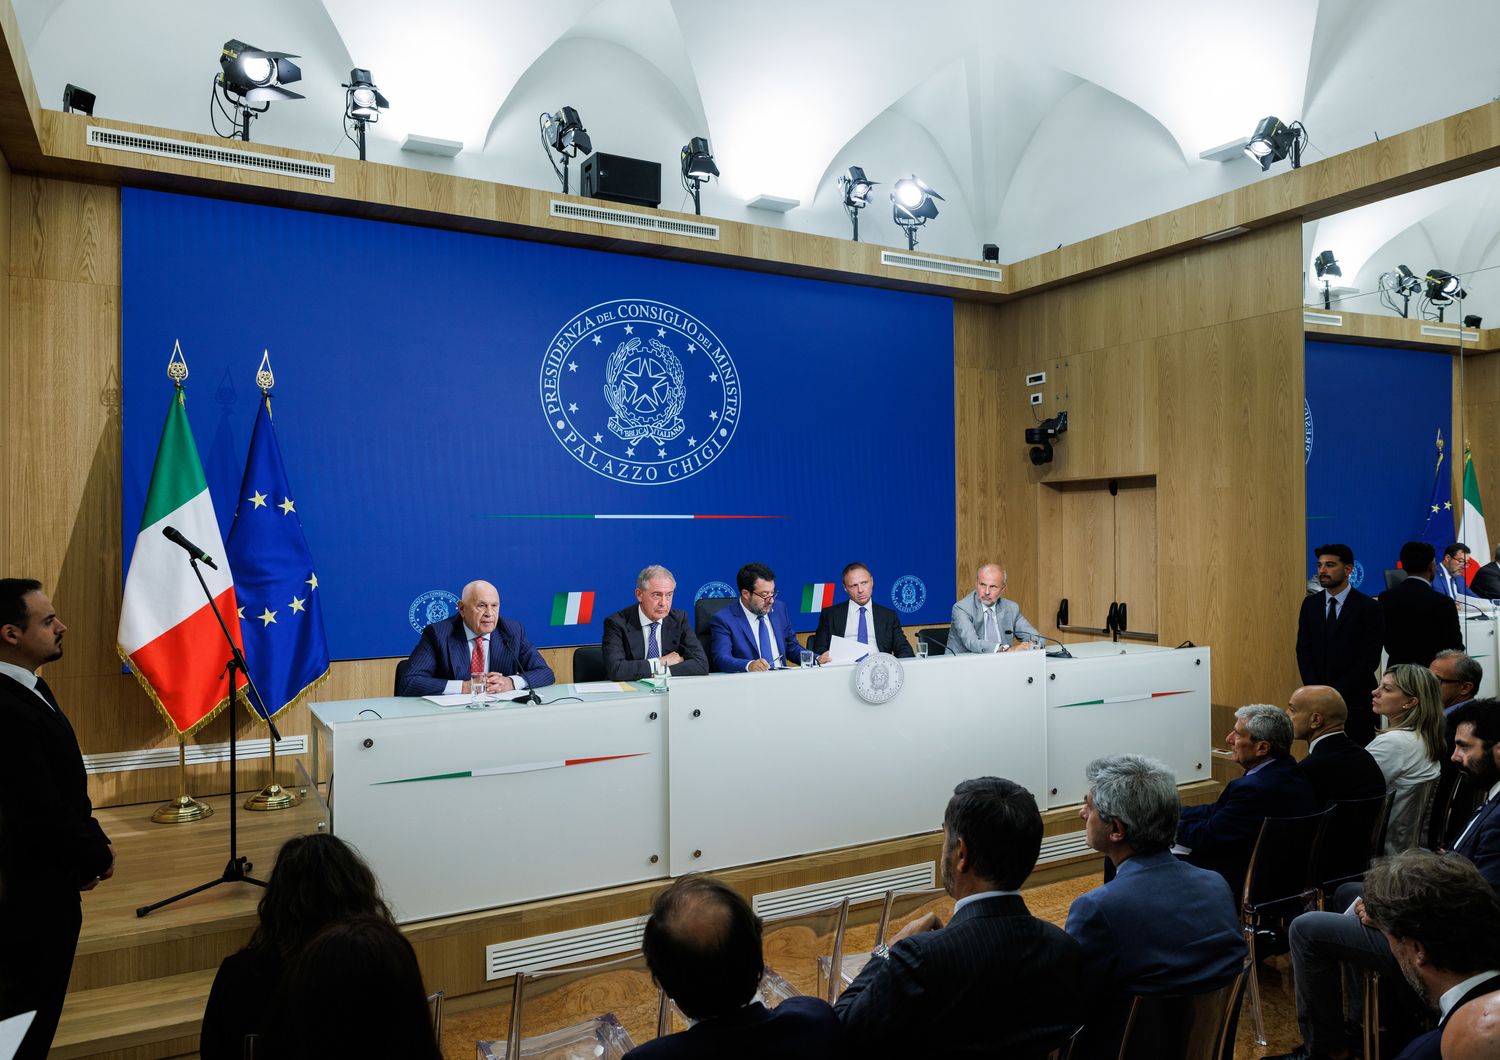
[
  {"xmin": 118, "ymin": 349, "xmax": 242, "ymax": 820},
  {"xmin": 1462, "ymin": 444, "xmax": 1490, "ymax": 585}
]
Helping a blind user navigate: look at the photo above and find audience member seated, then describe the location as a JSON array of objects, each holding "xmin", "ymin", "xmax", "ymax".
[
  {"xmin": 1066, "ymin": 754, "xmax": 1245, "ymax": 1058},
  {"xmin": 1367, "ymin": 664, "xmax": 1445, "ymax": 854},
  {"xmin": 626, "ymin": 875, "xmax": 840, "ymax": 1059},
  {"xmin": 1176, "ymin": 704, "xmax": 1319, "ymax": 896},
  {"xmin": 1287, "ymin": 685, "xmax": 1386, "ymax": 805},
  {"xmin": 260, "ymin": 914, "xmax": 442, "ymax": 1060},
  {"xmin": 1360, "ymin": 851, "xmax": 1500, "ymax": 1060},
  {"xmin": 1271, "ymin": 700, "xmax": 1500, "ymax": 1060},
  {"xmin": 199, "ymin": 834, "xmax": 394, "ymax": 1060},
  {"xmin": 834, "ymin": 776, "xmax": 1085, "ymax": 1058},
  {"xmin": 1429, "ymin": 650, "xmax": 1483, "ymax": 846},
  {"xmin": 1444, "ymin": 990, "xmax": 1500, "ymax": 1060},
  {"xmin": 1435, "ymin": 650, "xmax": 1484, "ymax": 721}
]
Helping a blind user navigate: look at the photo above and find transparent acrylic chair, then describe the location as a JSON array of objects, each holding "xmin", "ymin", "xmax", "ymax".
[
  {"xmin": 476, "ymin": 952, "xmax": 663, "ymax": 1059},
  {"xmin": 759, "ymin": 897, "xmax": 850, "ymax": 1002},
  {"xmin": 817, "ymin": 886, "xmax": 950, "ymax": 999}
]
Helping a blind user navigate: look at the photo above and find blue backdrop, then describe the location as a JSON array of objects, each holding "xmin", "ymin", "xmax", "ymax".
[
  {"xmin": 122, "ymin": 189, "xmax": 957, "ymax": 659},
  {"xmin": 1303, "ymin": 339, "xmax": 1452, "ymax": 587}
]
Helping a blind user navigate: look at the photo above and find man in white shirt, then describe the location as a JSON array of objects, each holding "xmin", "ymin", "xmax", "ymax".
[
  {"xmin": 947, "ymin": 563, "xmax": 1041, "ymax": 655},
  {"xmin": 807, "ymin": 563, "xmax": 914, "ymax": 663},
  {"xmin": 706, "ymin": 562, "xmax": 805, "ymax": 673},
  {"xmin": 397, "ymin": 579, "xmax": 554, "ymax": 695}
]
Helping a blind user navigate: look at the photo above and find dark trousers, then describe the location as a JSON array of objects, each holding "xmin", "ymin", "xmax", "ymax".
[{"xmin": 0, "ymin": 898, "xmax": 83, "ymax": 1060}]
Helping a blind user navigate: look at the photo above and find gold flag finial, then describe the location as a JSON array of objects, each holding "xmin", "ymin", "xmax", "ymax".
[
  {"xmin": 166, "ymin": 339, "xmax": 189, "ymax": 384},
  {"xmin": 256, "ymin": 349, "xmax": 275, "ymax": 393}
]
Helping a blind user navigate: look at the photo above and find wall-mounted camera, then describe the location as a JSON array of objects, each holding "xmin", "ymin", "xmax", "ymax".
[{"xmin": 1025, "ymin": 410, "xmax": 1068, "ymax": 465}]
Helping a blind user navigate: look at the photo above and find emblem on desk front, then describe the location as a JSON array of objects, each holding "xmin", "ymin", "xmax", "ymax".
[
  {"xmin": 854, "ymin": 652, "xmax": 905, "ymax": 704},
  {"xmin": 408, "ymin": 589, "xmax": 460, "ymax": 632},
  {"xmin": 540, "ymin": 298, "xmax": 741, "ymax": 485},
  {"xmin": 891, "ymin": 575, "xmax": 927, "ymax": 614}
]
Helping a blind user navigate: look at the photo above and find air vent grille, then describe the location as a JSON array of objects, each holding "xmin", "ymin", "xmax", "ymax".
[
  {"xmin": 550, "ymin": 200, "xmax": 719, "ymax": 240},
  {"xmin": 485, "ymin": 916, "xmax": 648, "ymax": 981},
  {"xmin": 83, "ymin": 734, "xmax": 307, "ymax": 774},
  {"xmin": 87, "ymin": 127, "xmax": 335, "ymax": 182},
  {"xmin": 752, "ymin": 862, "xmax": 935, "ymax": 919},
  {"xmin": 1303, "ymin": 311, "xmax": 1344, "ymax": 327},
  {"xmin": 1037, "ymin": 829, "xmax": 1094, "ymax": 865},
  {"xmin": 1419, "ymin": 324, "xmax": 1477, "ymax": 342},
  {"xmin": 879, "ymin": 251, "xmax": 1002, "ymax": 282}
]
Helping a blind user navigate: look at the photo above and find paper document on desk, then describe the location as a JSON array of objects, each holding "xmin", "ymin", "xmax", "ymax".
[
  {"xmin": 573, "ymin": 681, "xmax": 639, "ymax": 694},
  {"xmin": 826, "ymin": 635, "xmax": 872, "ymax": 666},
  {"xmin": 422, "ymin": 689, "xmax": 530, "ymax": 706}
]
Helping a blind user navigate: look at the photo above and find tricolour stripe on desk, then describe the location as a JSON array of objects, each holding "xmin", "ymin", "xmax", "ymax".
[
  {"xmin": 375, "ymin": 752, "xmax": 648, "ymax": 785},
  {"xmin": 1054, "ymin": 690, "xmax": 1193, "ymax": 708}
]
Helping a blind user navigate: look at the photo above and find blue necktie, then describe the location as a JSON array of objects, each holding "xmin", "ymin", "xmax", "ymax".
[
  {"xmin": 647, "ymin": 621, "xmax": 660, "ymax": 659},
  {"xmin": 757, "ymin": 613, "xmax": 775, "ymax": 666},
  {"xmin": 856, "ymin": 606, "xmax": 869, "ymax": 645}
]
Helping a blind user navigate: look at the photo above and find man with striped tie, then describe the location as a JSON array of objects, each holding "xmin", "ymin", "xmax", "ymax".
[
  {"xmin": 601, "ymin": 565, "xmax": 708, "ymax": 680},
  {"xmin": 808, "ymin": 562, "xmax": 913, "ymax": 664},
  {"xmin": 398, "ymin": 579, "xmax": 553, "ymax": 695}
]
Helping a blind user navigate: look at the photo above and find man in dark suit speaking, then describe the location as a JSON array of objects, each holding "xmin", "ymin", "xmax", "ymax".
[
  {"xmin": 0, "ymin": 578, "xmax": 115, "ymax": 1060},
  {"xmin": 1296, "ymin": 543, "xmax": 1384, "ymax": 745},
  {"xmin": 397, "ymin": 579, "xmax": 553, "ymax": 695},
  {"xmin": 601, "ymin": 565, "xmax": 707, "ymax": 681},
  {"xmin": 1381, "ymin": 541, "xmax": 1464, "ymax": 668},
  {"xmin": 807, "ymin": 562, "xmax": 914, "ymax": 663},
  {"xmin": 835, "ymin": 776, "xmax": 1085, "ymax": 1058}
]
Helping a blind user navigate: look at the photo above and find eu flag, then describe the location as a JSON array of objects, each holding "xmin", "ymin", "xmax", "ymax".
[
  {"xmin": 1417, "ymin": 429, "xmax": 1455, "ymax": 557},
  {"xmin": 226, "ymin": 394, "xmax": 330, "ymax": 719}
]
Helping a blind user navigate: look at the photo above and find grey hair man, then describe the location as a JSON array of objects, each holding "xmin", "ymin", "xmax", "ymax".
[
  {"xmin": 1176, "ymin": 704, "xmax": 1320, "ymax": 896},
  {"xmin": 601, "ymin": 564, "xmax": 708, "ymax": 681},
  {"xmin": 1434, "ymin": 649, "xmax": 1484, "ymax": 715}
]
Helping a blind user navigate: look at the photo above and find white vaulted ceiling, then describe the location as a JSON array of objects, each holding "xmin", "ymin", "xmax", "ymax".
[{"xmin": 16, "ymin": 0, "xmax": 1500, "ymax": 291}]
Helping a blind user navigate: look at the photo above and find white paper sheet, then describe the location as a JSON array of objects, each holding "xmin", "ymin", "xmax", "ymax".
[
  {"xmin": 826, "ymin": 635, "xmax": 873, "ymax": 666},
  {"xmin": 572, "ymin": 681, "xmax": 640, "ymax": 694},
  {"xmin": 422, "ymin": 689, "xmax": 530, "ymax": 706}
]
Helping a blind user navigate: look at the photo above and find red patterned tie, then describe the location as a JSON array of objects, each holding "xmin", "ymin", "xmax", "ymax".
[{"xmin": 470, "ymin": 636, "xmax": 484, "ymax": 675}]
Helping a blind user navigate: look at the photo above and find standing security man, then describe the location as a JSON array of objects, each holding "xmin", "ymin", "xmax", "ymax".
[{"xmin": 1296, "ymin": 543, "xmax": 1384, "ymax": 745}]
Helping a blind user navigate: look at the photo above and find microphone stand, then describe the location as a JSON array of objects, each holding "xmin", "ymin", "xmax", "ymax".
[{"xmin": 137, "ymin": 555, "xmax": 280, "ymax": 917}]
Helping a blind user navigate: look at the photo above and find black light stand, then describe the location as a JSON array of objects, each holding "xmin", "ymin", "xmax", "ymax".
[{"xmin": 136, "ymin": 555, "xmax": 279, "ymax": 917}]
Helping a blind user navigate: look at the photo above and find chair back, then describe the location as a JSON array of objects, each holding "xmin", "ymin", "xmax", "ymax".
[
  {"xmin": 572, "ymin": 644, "xmax": 607, "ymax": 683},
  {"xmin": 762, "ymin": 897, "xmax": 850, "ymax": 1003},
  {"xmin": 393, "ymin": 658, "xmax": 410, "ymax": 695},
  {"xmin": 1311, "ymin": 793, "xmax": 1391, "ymax": 902},
  {"xmin": 876, "ymin": 886, "xmax": 950, "ymax": 946},
  {"xmin": 694, "ymin": 596, "xmax": 736, "ymax": 642},
  {"xmin": 1044, "ymin": 1024, "xmax": 1086, "ymax": 1060},
  {"xmin": 426, "ymin": 990, "xmax": 444, "ymax": 1041},
  {"xmin": 1241, "ymin": 807, "xmax": 1330, "ymax": 914},
  {"xmin": 916, "ymin": 627, "xmax": 949, "ymax": 656},
  {"xmin": 505, "ymin": 951, "xmax": 655, "ymax": 1054},
  {"xmin": 1441, "ymin": 770, "xmax": 1483, "ymax": 847},
  {"xmin": 1116, "ymin": 961, "xmax": 1250, "ymax": 1060}
]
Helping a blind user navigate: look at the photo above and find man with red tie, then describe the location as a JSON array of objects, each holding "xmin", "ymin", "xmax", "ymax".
[{"xmin": 397, "ymin": 579, "xmax": 553, "ymax": 695}]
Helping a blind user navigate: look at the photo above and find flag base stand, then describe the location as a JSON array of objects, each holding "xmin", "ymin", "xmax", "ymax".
[
  {"xmin": 149, "ymin": 738, "xmax": 213, "ymax": 824},
  {"xmin": 244, "ymin": 740, "xmax": 300, "ymax": 811}
]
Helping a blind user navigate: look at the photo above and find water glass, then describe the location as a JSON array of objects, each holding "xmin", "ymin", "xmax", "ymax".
[
  {"xmin": 649, "ymin": 657, "xmax": 669, "ymax": 693},
  {"xmin": 916, "ymin": 640, "xmax": 929, "ymax": 659},
  {"xmin": 800, "ymin": 649, "xmax": 815, "ymax": 668},
  {"xmin": 469, "ymin": 670, "xmax": 488, "ymax": 709}
]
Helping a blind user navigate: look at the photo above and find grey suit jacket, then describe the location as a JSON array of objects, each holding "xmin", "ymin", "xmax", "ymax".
[{"xmin": 947, "ymin": 591, "xmax": 1040, "ymax": 654}]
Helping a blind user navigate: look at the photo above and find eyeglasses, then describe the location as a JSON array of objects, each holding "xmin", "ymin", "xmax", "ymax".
[
  {"xmin": 749, "ymin": 589, "xmax": 777, "ymax": 602},
  {"xmin": 1438, "ymin": 677, "xmax": 1466, "ymax": 685}
]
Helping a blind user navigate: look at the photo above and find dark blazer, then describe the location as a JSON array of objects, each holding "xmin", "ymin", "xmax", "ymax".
[
  {"xmin": 1297, "ymin": 731, "xmax": 1388, "ymax": 806},
  {"xmin": 1392, "ymin": 972, "xmax": 1500, "ymax": 1060},
  {"xmin": 1296, "ymin": 588, "xmax": 1384, "ymax": 744},
  {"xmin": 807, "ymin": 601, "xmax": 914, "ymax": 658},
  {"xmin": 1177, "ymin": 753, "xmax": 1320, "ymax": 897},
  {"xmin": 1451, "ymin": 789, "xmax": 1500, "ymax": 892},
  {"xmin": 600, "ymin": 605, "xmax": 708, "ymax": 680},
  {"xmin": 835, "ymin": 893, "xmax": 1086, "ymax": 1059},
  {"xmin": 707, "ymin": 599, "xmax": 803, "ymax": 673},
  {"xmin": 397, "ymin": 615, "xmax": 554, "ymax": 695},
  {"xmin": 623, "ymin": 996, "xmax": 841, "ymax": 1060},
  {"xmin": 200, "ymin": 948, "xmax": 280, "ymax": 1060},
  {"xmin": 1471, "ymin": 561, "xmax": 1500, "ymax": 599},
  {"xmin": 1379, "ymin": 576, "xmax": 1464, "ymax": 669}
]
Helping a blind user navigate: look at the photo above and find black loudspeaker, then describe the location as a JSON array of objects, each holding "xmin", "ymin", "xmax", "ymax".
[{"xmin": 580, "ymin": 153, "xmax": 662, "ymax": 209}]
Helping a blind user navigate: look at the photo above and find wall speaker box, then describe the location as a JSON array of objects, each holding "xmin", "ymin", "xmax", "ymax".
[{"xmin": 580, "ymin": 153, "xmax": 662, "ymax": 209}]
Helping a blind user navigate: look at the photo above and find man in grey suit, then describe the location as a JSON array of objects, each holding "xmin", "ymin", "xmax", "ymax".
[{"xmin": 948, "ymin": 563, "xmax": 1041, "ymax": 654}]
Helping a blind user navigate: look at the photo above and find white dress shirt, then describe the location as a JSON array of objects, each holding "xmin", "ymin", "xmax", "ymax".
[
  {"xmin": 740, "ymin": 602, "xmax": 782, "ymax": 669},
  {"xmin": 442, "ymin": 628, "xmax": 529, "ymax": 694},
  {"xmin": 843, "ymin": 602, "xmax": 875, "ymax": 644},
  {"xmin": 1440, "ymin": 969, "xmax": 1500, "ymax": 1022}
]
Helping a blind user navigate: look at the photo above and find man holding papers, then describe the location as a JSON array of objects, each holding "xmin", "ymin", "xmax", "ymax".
[
  {"xmin": 808, "ymin": 562, "xmax": 913, "ymax": 664},
  {"xmin": 601, "ymin": 565, "xmax": 708, "ymax": 680},
  {"xmin": 708, "ymin": 562, "xmax": 804, "ymax": 672},
  {"xmin": 398, "ymin": 579, "xmax": 553, "ymax": 695}
]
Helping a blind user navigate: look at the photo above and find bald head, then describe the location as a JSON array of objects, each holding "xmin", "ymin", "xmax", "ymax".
[
  {"xmin": 1286, "ymin": 685, "xmax": 1348, "ymax": 742},
  {"xmin": 975, "ymin": 564, "xmax": 1007, "ymax": 607},
  {"xmin": 458, "ymin": 580, "xmax": 499, "ymax": 636},
  {"xmin": 641, "ymin": 876, "xmax": 764, "ymax": 1021},
  {"xmin": 1445, "ymin": 991, "xmax": 1500, "ymax": 1059}
]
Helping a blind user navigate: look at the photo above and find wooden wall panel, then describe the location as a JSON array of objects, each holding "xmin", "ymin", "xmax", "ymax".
[
  {"xmin": 1462, "ymin": 352, "xmax": 1500, "ymax": 561},
  {"xmin": 1115, "ymin": 484, "xmax": 1158, "ymax": 636}
]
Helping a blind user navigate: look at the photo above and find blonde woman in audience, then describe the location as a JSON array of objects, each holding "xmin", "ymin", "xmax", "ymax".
[{"xmin": 1367, "ymin": 663, "xmax": 1445, "ymax": 854}]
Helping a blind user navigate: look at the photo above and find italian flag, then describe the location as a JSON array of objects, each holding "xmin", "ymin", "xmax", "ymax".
[
  {"xmin": 1462, "ymin": 446, "xmax": 1490, "ymax": 584},
  {"xmin": 801, "ymin": 583, "xmax": 835, "ymax": 612},
  {"xmin": 118, "ymin": 387, "xmax": 243, "ymax": 736},
  {"xmin": 551, "ymin": 590, "xmax": 595, "ymax": 625}
]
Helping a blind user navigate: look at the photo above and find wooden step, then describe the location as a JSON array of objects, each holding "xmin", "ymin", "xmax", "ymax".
[{"xmin": 53, "ymin": 968, "xmax": 215, "ymax": 1059}]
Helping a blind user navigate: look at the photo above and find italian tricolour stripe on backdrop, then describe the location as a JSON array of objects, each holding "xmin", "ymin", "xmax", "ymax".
[
  {"xmin": 801, "ymin": 583, "xmax": 835, "ymax": 612},
  {"xmin": 551, "ymin": 591, "xmax": 595, "ymax": 625},
  {"xmin": 1462, "ymin": 446, "xmax": 1490, "ymax": 584},
  {"xmin": 117, "ymin": 388, "xmax": 244, "ymax": 736}
]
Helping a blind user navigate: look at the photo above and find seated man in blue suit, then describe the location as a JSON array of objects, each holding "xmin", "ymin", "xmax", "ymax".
[
  {"xmin": 707, "ymin": 562, "xmax": 804, "ymax": 673},
  {"xmin": 625, "ymin": 875, "xmax": 840, "ymax": 1059},
  {"xmin": 1067, "ymin": 754, "xmax": 1245, "ymax": 1058},
  {"xmin": 1176, "ymin": 704, "xmax": 1319, "ymax": 897},
  {"xmin": 397, "ymin": 579, "xmax": 553, "ymax": 695},
  {"xmin": 1435, "ymin": 543, "xmax": 1483, "ymax": 601}
]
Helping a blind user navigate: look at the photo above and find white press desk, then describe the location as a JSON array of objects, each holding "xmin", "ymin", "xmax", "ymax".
[
  {"xmin": 1463, "ymin": 613, "xmax": 1499, "ymax": 700},
  {"xmin": 311, "ymin": 645, "xmax": 1210, "ymax": 922}
]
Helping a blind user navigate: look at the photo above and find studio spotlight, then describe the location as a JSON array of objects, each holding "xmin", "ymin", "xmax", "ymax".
[
  {"xmin": 1243, "ymin": 115, "xmax": 1305, "ymax": 171},
  {"xmin": 890, "ymin": 175, "xmax": 943, "ymax": 251},
  {"xmin": 342, "ymin": 68, "xmax": 389, "ymax": 161},
  {"xmin": 539, "ymin": 106, "xmax": 592, "ymax": 194},
  {"xmin": 679, "ymin": 136, "xmax": 717, "ymax": 215},
  {"xmin": 1314, "ymin": 250, "xmax": 1341, "ymax": 310},
  {"xmin": 837, "ymin": 166, "xmax": 877, "ymax": 242},
  {"xmin": 62, "ymin": 83, "xmax": 95, "ymax": 116},
  {"xmin": 1025, "ymin": 410, "xmax": 1068, "ymax": 466},
  {"xmin": 1424, "ymin": 268, "xmax": 1467, "ymax": 322},
  {"xmin": 1378, "ymin": 264, "xmax": 1422, "ymax": 318},
  {"xmin": 213, "ymin": 39, "xmax": 303, "ymax": 142}
]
